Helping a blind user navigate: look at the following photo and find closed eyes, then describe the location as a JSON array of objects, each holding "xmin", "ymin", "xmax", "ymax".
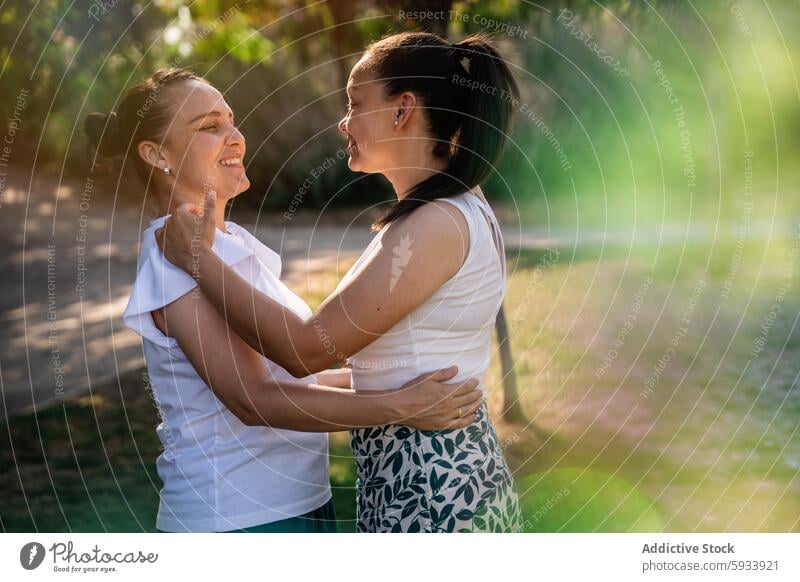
[{"xmin": 199, "ymin": 118, "xmax": 237, "ymax": 132}]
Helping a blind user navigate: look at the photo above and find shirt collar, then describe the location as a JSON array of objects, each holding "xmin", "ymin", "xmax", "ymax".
[{"xmin": 148, "ymin": 215, "xmax": 255, "ymax": 269}]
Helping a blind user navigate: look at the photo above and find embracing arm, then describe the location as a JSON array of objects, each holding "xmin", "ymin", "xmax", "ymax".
[
  {"xmin": 157, "ymin": 192, "xmax": 469, "ymax": 377},
  {"xmin": 153, "ymin": 288, "xmax": 481, "ymax": 432}
]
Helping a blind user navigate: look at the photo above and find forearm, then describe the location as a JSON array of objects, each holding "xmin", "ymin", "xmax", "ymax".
[
  {"xmin": 196, "ymin": 245, "xmax": 336, "ymax": 375},
  {"xmin": 243, "ymin": 378, "xmax": 397, "ymax": 431}
]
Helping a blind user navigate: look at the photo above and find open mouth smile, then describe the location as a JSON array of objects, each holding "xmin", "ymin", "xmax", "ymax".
[{"xmin": 219, "ymin": 156, "xmax": 243, "ymax": 167}]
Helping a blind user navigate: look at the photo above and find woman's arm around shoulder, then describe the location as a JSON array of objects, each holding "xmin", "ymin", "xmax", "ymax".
[{"xmin": 157, "ymin": 193, "xmax": 470, "ymax": 376}]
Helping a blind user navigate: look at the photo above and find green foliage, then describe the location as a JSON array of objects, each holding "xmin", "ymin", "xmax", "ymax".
[{"xmin": 2, "ymin": 1, "xmax": 798, "ymax": 222}]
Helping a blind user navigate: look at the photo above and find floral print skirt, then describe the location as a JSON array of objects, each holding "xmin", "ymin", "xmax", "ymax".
[{"xmin": 350, "ymin": 401, "xmax": 522, "ymax": 532}]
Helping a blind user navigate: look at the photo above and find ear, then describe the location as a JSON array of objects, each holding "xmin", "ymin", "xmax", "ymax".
[
  {"xmin": 394, "ymin": 92, "xmax": 417, "ymax": 130},
  {"xmin": 137, "ymin": 140, "xmax": 170, "ymax": 173}
]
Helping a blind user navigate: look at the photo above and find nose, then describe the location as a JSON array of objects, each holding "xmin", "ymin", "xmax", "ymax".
[
  {"xmin": 227, "ymin": 124, "xmax": 245, "ymax": 151},
  {"xmin": 338, "ymin": 114, "xmax": 348, "ymax": 136}
]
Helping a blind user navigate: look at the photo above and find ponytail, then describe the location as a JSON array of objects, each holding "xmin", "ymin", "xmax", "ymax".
[{"xmin": 365, "ymin": 32, "xmax": 518, "ymax": 231}]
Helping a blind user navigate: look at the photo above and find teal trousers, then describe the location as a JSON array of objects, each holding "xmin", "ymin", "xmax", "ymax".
[{"xmin": 224, "ymin": 498, "xmax": 338, "ymax": 533}]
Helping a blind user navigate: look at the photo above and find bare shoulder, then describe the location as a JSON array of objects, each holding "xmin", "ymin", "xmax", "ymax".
[
  {"xmin": 380, "ymin": 198, "xmax": 470, "ymax": 277},
  {"xmin": 386, "ymin": 198, "xmax": 469, "ymax": 247}
]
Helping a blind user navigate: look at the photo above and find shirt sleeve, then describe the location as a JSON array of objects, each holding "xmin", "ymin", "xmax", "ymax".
[
  {"xmin": 122, "ymin": 232, "xmax": 198, "ymax": 349},
  {"xmin": 123, "ymin": 220, "xmax": 258, "ymax": 349}
]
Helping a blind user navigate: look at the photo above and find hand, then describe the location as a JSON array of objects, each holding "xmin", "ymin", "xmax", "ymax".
[
  {"xmin": 155, "ymin": 191, "xmax": 217, "ymax": 275},
  {"xmin": 392, "ymin": 366, "xmax": 483, "ymax": 431}
]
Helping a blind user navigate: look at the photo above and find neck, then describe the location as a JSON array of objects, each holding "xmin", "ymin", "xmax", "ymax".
[
  {"xmin": 383, "ymin": 148, "xmax": 448, "ymax": 201},
  {"xmin": 158, "ymin": 187, "xmax": 229, "ymax": 232}
]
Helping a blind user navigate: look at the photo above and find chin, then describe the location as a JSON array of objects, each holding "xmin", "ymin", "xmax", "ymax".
[
  {"xmin": 220, "ymin": 176, "xmax": 251, "ymax": 198},
  {"xmin": 348, "ymin": 157, "xmax": 374, "ymax": 174},
  {"xmin": 235, "ymin": 177, "xmax": 251, "ymax": 195}
]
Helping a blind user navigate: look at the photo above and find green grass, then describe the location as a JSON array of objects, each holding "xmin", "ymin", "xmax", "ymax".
[
  {"xmin": 3, "ymin": 239, "xmax": 799, "ymax": 532},
  {"xmin": 0, "ymin": 379, "xmax": 162, "ymax": 532},
  {"xmin": 0, "ymin": 370, "xmax": 361, "ymax": 532}
]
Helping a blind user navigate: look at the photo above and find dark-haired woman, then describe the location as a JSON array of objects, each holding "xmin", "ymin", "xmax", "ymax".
[
  {"xmin": 86, "ymin": 68, "xmax": 483, "ymax": 532},
  {"xmin": 158, "ymin": 33, "xmax": 523, "ymax": 532}
]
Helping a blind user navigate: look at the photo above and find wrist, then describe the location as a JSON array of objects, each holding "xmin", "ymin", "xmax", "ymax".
[
  {"xmin": 191, "ymin": 243, "xmax": 215, "ymax": 279},
  {"xmin": 380, "ymin": 389, "xmax": 408, "ymax": 425}
]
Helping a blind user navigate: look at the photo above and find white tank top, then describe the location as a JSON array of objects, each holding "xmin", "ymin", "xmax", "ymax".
[{"xmin": 337, "ymin": 187, "xmax": 506, "ymax": 394}]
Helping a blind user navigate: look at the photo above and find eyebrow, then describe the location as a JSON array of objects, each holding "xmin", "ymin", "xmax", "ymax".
[{"xmin": 188, "ymin": 110, "xmax": 234, "ymax": 124}]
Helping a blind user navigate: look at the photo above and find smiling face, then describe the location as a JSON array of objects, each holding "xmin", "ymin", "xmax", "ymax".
[
  {"xmin": 139, "ymin": 80, "xmax": 249, "ymax": 205},
  {"xmin": 337, "ymin": 58, "xmax": 401, "ymax": 174}
]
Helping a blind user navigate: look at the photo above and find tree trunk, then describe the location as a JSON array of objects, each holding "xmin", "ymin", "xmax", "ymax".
[
  {"xmin": 495, "ymin": 304, "xmax": 525, "ymax": 423},
  {"xmin": 385, "ymin": 0, "xmax": 453, "ymax": 36},
  {"xmin": 327, "ymin": 0, "xmax": 358, "ymax": 91}
]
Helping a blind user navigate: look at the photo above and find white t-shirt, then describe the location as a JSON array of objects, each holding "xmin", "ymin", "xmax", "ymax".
[{"xmin": 123, "ymin": 216, "xmax": 331, "ymax": 532}]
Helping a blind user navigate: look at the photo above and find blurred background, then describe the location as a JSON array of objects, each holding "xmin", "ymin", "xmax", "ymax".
[{"xmin": 1, "ymin": 0, "xmax": 798, "ymax": 532}]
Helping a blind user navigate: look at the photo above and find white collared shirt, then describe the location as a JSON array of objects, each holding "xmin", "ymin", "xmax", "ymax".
[{"xmin": 123, "ymin": 216, "xmax": 331, "ymax": 532}]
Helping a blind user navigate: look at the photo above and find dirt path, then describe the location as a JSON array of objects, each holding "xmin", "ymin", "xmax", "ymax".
[
  {"xmin": 4, "ymin": 168, "xmax": 778, "ymax": 419},
  {"xmin": 0, "ymin": 170, "xmax": 376, "ymax": 418},
  {"xmin": 3, "ymin": 169, "xmax": 563, "ymax": 418}
]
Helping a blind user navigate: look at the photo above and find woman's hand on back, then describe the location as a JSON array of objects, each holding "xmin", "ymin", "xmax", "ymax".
[{"xmin": 386, "ymin": 366, "xmax": 483, "ymax": 431}]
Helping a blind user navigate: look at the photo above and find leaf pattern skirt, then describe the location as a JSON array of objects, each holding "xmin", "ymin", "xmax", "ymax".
[{"xmin": 350, "ymin": 401, "xmax": 522, "ymax": 532}]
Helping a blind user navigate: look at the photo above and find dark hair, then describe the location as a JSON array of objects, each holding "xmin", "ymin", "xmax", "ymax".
[
  {"xmin": 362, "ymin": 32, "xmax": 518, "ymax": 230},
  {"xmin": 84, "ymin": 67, "xmax": 206, "ymax": 190}
]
